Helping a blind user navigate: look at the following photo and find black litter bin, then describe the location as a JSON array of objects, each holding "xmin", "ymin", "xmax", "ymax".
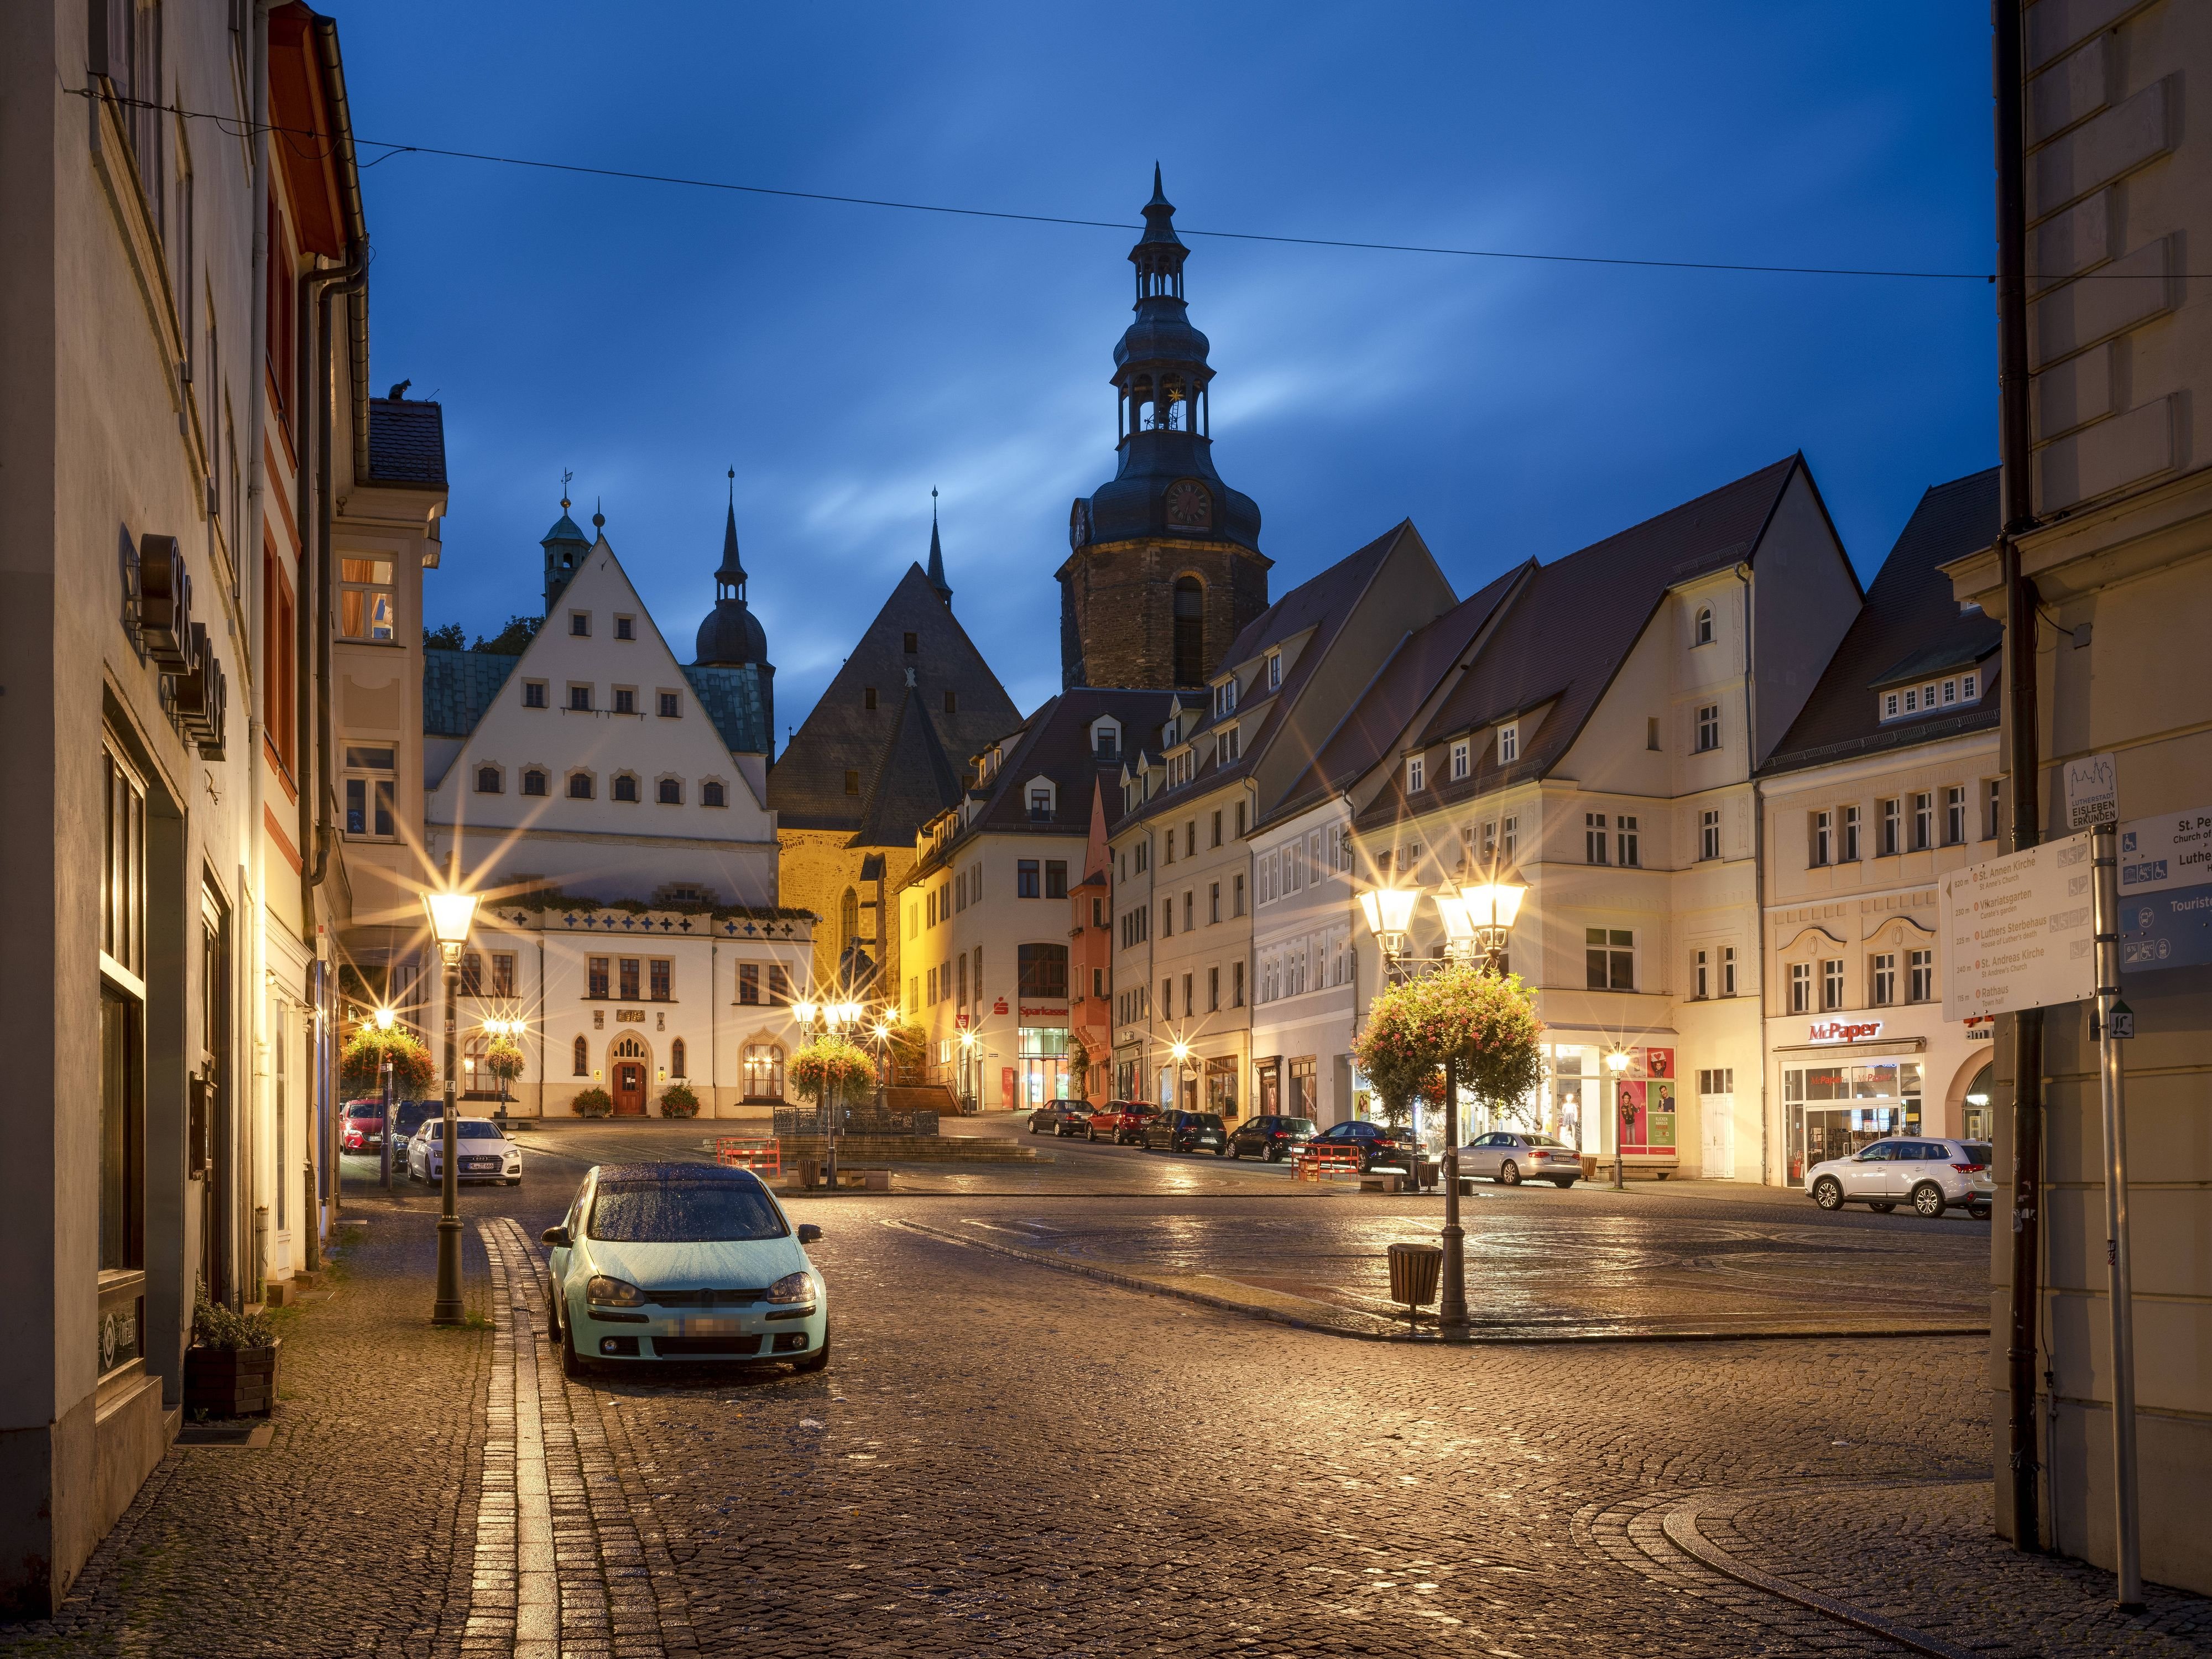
[{"xmin": 1386, "ymin": 1241, "xmax": 1443, "ymax": 1328}]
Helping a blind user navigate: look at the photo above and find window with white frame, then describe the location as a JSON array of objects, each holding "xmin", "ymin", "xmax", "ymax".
[
  {"xmin": 338, "ymin": 557, "xmax": 396, "ymax": 641},
  {"xmin": 1944, "ymin": 786, "xmax": 1966, "ymax": 845},
  {"xmin": 1585, "ymin": 812, "xmax": 1608, "ymax": 864},
  {"xmin": 1502, "ymin": 815, "xmax": 1517, "ymax": 860},
  {"xmin": 1700, "ymin": 808, "xmax": 1720, "ymax": 862},
  {"xmin": 1214, "ymin": 678, "xmax": 1237, "ymax": 717},
  {"xmin": 1912, "ymin": 792, "xmax": 1934, "ymax": 850},
  {"xmin": 1694, "ymin": 605, "xmax": 1713, "ymax": 646},
  {"xmin": 343, "ymin": 745, "xmax": 396, "ymax": 838},
  {"xmin": 1616, "ymin": 815, "xmax": 1639, "ymax": 868},
  {"xmin": 1822, "ymin": 958, "xmax": 1844, "ymax": 1010},
  {"xmin": 1789, "ymin": 961, "xmax": 1811, "ymax": 1013},
  {"xmin": 1498, "ymin": 722, "xmax": 1519, "ymax": 764},
  {"xmin": 1811, "ymin": 810, "xmax": 1832, "ymax": 867},
  {"xmin": 1985, "ymin": 780, "xmax": 2001, "ymax": 841},
  {"xmin": 1407, "ymin": 754, "xmax": 1425, "ymax": 793},
  {"xmin": 1723, "ymin": 945, "xmax": 1738, "ymax": 997},
  {"xmin": 1217, "ymin": 724, "xmax": 1240, "ymax": 764},
  {"xmin": 1908, "ymin": 948, "xmax": 1934, "ymax": 1003},
  {"xmin": 1265, "ymin": 650, "xmax": 1281, "ymax": 690},
  {"xmin": 1880, "ymin": 797, "xmax": 1901, "ymax": 856},
  {"xmin": 1694, "ymin": 947, "xmax": 1710, "ymax": 999},
  {"xmin": 1870, "ymin": 952, "xmax": 1896, "ymax": 1005},
  {"xmin": 1841, "ymin": 804, "xmax": 1861, "ymax": 862},
  {"xmin": 1695, "ymin": 704, "xmax": 1720, "ymax": 753}
]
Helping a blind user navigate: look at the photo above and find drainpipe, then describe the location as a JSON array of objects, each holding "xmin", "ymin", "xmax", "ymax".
[
  {"xmin": 1994, "ymin": 0, "xmax": 2046, "ymax": 1558},
  {"xmin": 243, "ymin": 0, "xmax": 272, "ymax": 1301}
]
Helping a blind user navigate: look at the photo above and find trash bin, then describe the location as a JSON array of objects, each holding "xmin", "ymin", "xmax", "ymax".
[
  {"xmin": 1415, "ymin": 1157, "xmax": 1441, "ymax": 1191},
  {"xmin": 1386, "ymin": 1241, "xmax": 1443, "ymax": 1327}
]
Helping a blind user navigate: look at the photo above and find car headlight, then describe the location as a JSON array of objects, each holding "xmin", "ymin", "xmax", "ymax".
[
  {"xmin": 586, "ymin": 1275, "xmax": 645, "ymax": 1307},
  {"xmin": 765, "ymin": 1271, "xmax": 816, "ymax": 1306}
]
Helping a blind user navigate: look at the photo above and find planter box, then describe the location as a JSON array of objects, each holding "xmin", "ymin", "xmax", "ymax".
[{"xmin": 184, "ymin": 1339, "xmax": 280, "ymax": 1419}]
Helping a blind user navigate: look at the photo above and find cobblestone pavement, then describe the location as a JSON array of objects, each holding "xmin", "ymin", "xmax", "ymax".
[{"xmin": 7, "ymin": 1146, "xmax": 2206, "ymax": 1658}]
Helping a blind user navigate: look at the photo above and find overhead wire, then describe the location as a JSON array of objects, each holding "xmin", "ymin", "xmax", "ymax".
[{"xmin": 66, "ymin": 85, "xmax": 2187, "ymax": 284}]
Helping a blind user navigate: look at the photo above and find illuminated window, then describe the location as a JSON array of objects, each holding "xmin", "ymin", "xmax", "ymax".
[{"xmin": 337, "ymin": 557, "xmax": 395, "ymax": 640}]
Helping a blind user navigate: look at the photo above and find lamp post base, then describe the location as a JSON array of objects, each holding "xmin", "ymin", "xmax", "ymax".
[{"xmin": 432, "ymin": 1212, "xmax": 466, "ymax": 1324}]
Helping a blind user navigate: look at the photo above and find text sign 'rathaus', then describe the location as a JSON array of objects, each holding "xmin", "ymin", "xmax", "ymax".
[{"xmin": 1940, "ymin": 831, "xmax": 2096, "ymax": 1020}]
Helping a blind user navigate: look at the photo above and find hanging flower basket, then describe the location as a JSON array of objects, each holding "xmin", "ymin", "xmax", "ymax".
[
  {"xmin": 485, "ymin": 1037, "xmax": 525, "ymax": 1084},
  {"xmin": 789, "ymin": 1036, "xmax": 877, "ymax": 1105},
  {"xmin": 339, "ymin": 1025, "xmax": 436, "ymax": 1097}
]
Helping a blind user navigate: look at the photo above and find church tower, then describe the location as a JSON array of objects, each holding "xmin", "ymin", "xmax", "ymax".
[{"xmin": 1057, "ymin": 168, "xmax": 1270, "ymax": 689}]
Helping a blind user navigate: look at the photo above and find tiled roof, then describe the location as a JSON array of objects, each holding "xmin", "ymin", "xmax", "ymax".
[
  {"xmin": 682, "ymin": 664, "xmax": 773, "ymax": 757},
  {"xmin": 848, "ymin": 684, "xmax": 964, "ymax": 848},
  {"xmin": 1268, "ymin": 560, "xmax": 1531, "ymax": 825},
  {"xmin": 1761, "ymin": 467, "xmax": 2001, "ymax": 777},
  {"xmin": 766, "ymin": 564, "xmax": 1020, "ymax": 836},
  {"xmin": 423, "ymin": 649, "xmax": 519, "ymax": 738},
  {"xmin": 365, "ymin": 398, "xmax": 447, "ymax": 488},
  {"xmin": 930, "ymin": 688, "xmax": 1177, "ymax": 866}
]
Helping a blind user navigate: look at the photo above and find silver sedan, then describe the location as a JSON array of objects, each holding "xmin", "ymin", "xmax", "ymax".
[{"xmin": 1458, "ymin": 1131, "xmax": 1582, "ymax": 1188}]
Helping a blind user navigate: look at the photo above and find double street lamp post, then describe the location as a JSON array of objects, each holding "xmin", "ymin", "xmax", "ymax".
[
  {"xmin": 424, "ymin": 887, "xmax": 480, "ymax": 1326},
  {"xmin": 375, "ymin": 1006, "xmax": 397, "ymax": 1196},
  {"xmin": 1357, "ymin": 879, "xmax": 1525, "ymax": 1342},
  {"xmin": 793, "ymin": 998, "xmax": 865, "ymax": 1187}
]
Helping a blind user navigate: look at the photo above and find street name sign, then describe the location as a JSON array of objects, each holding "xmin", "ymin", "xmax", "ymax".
[
  {"xmin": 2117, "ymin": 804, "xmax": 2212, "ymax": 971},
  {"xmin": 2065, "ymin": 752, "xmax": 2119, "ymax": 829},
  {"xmin": 1941, "ymin": 830, "xmax": 2096, "ymax": 1020}
]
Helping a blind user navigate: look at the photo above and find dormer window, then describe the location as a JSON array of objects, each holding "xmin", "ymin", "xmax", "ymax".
[
  {"xmin": 1498, "ymin": 722, "xmax": 1520, "ymax": 764},
  {"xmin": 1265, "ymin": 651, "xmax": 1282, "ymax": 690},
  {"xmin": 1093, "ymin": 718, "xmax": 1120, "ymax": 760},
  {"xmin": 1878, "ymin": 669, "xmax": 1983, "ymax": 724},
  {"xmin": 1450, "ymin": 739, "xmax": 1469, "ymax": 781},
  {"xmin": 1214, "ymin": 678, "xmax": 1237, "ymax": 717},
  {"xmin": 1407, "ymin": 754, "xmax": 1426, "ymax": 793},
  {"xmin": 1217, "ymin": 724, "xmax": 1240, "ymax": 765},
  {"xmin": 1027, "ymin": 779, "xmax": 1056, "ymax": 821}
]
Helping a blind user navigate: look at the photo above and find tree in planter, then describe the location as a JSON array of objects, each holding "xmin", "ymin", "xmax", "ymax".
[
  {"xmin": 571, "ymin": 1086, "xmax": 614, "ymax": 1119},
  {"xmin": 485, "ymin": 1037, "xmax": 525, "ymax": 1088},
  {"xmin": 788, "ymin": 1036, "xmax": 876, "ymax": 1114},
  {"xmin": 659, "ymin": 1082, "xmax": 700, "ymax": 1118},
  {"xmin": 339, "ymin": 1023, "xmax": 435, "ymax": 1098}
]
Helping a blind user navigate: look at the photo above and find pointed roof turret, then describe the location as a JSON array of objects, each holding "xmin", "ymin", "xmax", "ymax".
[
  {"xmin": 695, "ymin": 468, "xmax": 770, "ymax": 668},
  {"xmin": 925, "ymin": 487, "xmax": 952, "ymax": 608},
  {"xmin": 541, "ymin": 477, "xmax": 591, "ymax": 612}
]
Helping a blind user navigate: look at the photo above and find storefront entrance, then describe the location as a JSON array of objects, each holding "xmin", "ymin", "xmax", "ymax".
[
  {"xmin": 1019, "ymin": 1027, "xmax": 1067, "ymax": 1107},
  {"xmin": 1784, "ymin": 1058, "xmax": 1921, "ymax": 1182}
]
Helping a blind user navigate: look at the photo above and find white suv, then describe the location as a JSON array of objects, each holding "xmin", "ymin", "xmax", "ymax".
[{"xmin": 1804, "ymin": 1138, "xmax": 1992, "ymax": 1219}]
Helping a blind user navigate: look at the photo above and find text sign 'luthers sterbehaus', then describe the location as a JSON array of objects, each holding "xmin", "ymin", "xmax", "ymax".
[
  {"xmin": 1941, "ymin": 830, "xmax": 2096, "ymax": 1020},
  {"xmin": 2118, "ymin": 806, "xmax": 2212, "ymax": 972}
]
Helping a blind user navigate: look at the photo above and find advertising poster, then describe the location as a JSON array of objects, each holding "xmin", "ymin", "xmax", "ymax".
[
  {"xmin": 1616, "ymin": 1079, "xmax": 1648, "ymax": 1151},
  {"xmin": 1646, "ymin": 1079, "xmax": 1677, "ymax": 1150}
]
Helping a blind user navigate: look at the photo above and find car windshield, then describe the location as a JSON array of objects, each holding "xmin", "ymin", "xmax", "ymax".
[
  {"xmin": 458, "ymin": 1120, "xmax": 503, "ymax": 1140},
  {"xmin": 346, "ymin": 1103, "xmax": 382, "ymax": 1119},
  {"xmin": 588, "ymin": 1178, "xmax": 787, "ymax": 1243}
]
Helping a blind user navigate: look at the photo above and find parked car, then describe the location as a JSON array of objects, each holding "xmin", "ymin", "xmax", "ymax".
[
  {"xmin": 408, "ymin": 1117, "xmax": 524, "ymax": 1186},
  {"xmin": 391, "ymin": 1099, "xmax": 442, "ymax": 1149},
  {"xmin": 340, "ymin": 1099, "xmax": 387, "ymax": 1153},
  {"xmin": 1225, "ymin": 1115, "xmax": 1316, "ymax": 1162},
  {"xmin": 1804, "ymin": 1138, "xmax": 1994, "ymax": 1218},
  {"xmin": 1084, "ymin": 1100, "xmax": 1160, "ymax": 1145},
  {"xmin": 1142, "ymin": 1110, "xmax": 1228, "ymax": 1155},
  {"xmin": 542, "ymin": 1162, "xmax": 827, "ymax": 1376},
  {"xmin": 1303, "ymin": 1120, "xmax": 1419, "ymax": 1172},
  {"xmin": 1458, "ymin": 1131, "xmax": 1581, "ymax": 1189},
  {"xmin": 1026, "ymin": 1100, "xmax": 1092, "ymax": 1136}
]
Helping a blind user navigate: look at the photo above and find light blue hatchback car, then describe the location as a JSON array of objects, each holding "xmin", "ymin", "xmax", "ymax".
[{"xmin": 542, "ymin": 1163, "xmax": 828, "ymax": 1376}]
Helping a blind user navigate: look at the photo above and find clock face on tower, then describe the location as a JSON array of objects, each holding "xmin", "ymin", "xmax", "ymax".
[{"xmin": 1164, "ymin": 479, "xmax": 1212, "ymax": 530}]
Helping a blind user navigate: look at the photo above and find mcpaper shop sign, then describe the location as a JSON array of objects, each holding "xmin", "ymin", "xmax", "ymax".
[{"xmin": 1807, "ymin": 1019, "xmax": 1884, "ymax": 1045}]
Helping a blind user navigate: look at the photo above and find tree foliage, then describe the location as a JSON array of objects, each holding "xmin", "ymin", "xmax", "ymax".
[
  {"xmin": 339, "ymin": 1024, "xmax": 436, "ymax": 1097},
  {"xmin": 1352, "ymin": 964, "xmax": 1545, "ymax": 1130},
  {"xmin": 789, "ymin": 1036, "xmax": 877, "ymax": 1104},
  {"xmin": 473, "ymin": 614, "xmax": 541, "ymax": 655},
  {"xmin": 484, "ymin": 1037, "xmax": 525, "ymax": 1083}
]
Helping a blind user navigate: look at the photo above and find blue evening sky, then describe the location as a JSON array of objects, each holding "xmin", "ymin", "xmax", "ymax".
[{"xmin": 346, "ymin": 3, "xmax": 1997, "ymax": 737}]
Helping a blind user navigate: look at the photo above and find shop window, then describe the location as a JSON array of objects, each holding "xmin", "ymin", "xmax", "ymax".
[
  {"xmin": 1585, "ymin": 928, "xmax": 1634, "ymax": 991},
  {"xmin": 338, "ymin": 557, "xmax": 395, "ymax": 640}
]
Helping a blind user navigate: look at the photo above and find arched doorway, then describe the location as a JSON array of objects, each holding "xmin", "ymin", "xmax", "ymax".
[{"xmin": 609, "ymin": 1034, "xmax": 649, "ymax": 1117}]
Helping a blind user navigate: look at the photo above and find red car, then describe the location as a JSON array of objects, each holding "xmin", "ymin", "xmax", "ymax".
[
  {"xmin": 1084, "ymin": 1100, "xmax": 1160, "ymax": 1146},
  {"xmin": 341, "ymin": 1099, "xmax": 387, "ymax": 1152}
]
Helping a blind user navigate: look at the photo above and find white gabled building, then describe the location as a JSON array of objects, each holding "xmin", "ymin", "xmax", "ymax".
[{"xmin": 421, "ymin": 499, "xmax": 812, "ymax": 1117}]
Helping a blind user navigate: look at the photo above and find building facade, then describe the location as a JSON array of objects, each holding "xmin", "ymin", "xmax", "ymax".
[
  {"xmin": 1757, "ymin": 470, "xmax": 2004, "ymax": 1180},
  {"xmin": 421, "ymin": 506, "xmax": 812, "ymax": 1117}
]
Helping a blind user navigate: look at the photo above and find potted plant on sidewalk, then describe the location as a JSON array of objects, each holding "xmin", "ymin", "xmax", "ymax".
[
  {"xmin": 571, "ymin": 1086, "xmax": 614, "ymax": 1119},
  {"xmin": 658, "ymin": 1082, "xmax": 700, "ymax": 1118},
  {"xmin": 184, "ymin": 1283, "xmax": 280, "ymax": 1419}
]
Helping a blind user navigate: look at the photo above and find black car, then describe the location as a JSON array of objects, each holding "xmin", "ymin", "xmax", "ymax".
[
  {"xmin": 1225, "ymin": 1115, "xmax": 1317, "ymax": 1162},
  {"xmin": 390, "ymin": 1099, "xmax": 442, "ymax": 1147},
  {"xmin": 1305, "ymin": 1120, "xmax": 1418, "ymax": 1172},
  {"xmin": 1026, "ymin": 1100, "xmax": 1092, "ymax": 1136},
  {"xmin": 1142, "ymin": 1110, "xmax": 1228, "ymax": 1155}
]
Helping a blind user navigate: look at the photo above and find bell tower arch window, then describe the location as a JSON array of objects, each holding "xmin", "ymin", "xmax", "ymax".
[{"xmin": 1172, "ymin": 576, "xmax": 1206, "ymax": 687}]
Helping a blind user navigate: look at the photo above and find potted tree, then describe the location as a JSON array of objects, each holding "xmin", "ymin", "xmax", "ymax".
[
  {"xmin": 184, "ymin": 1283, "xmax": 280, "ymax": 1419},
  {"xmin": 486, "ymin": 1035, "xmax": 525, "ymax": 1120},
  {"xmin": 338, "ymin": 1022, "xmax": 435, "ymax": 1098},
  {"xmin": 659, "ymin": 1082, "xmax": 700, "ymax": 1119},
  {"xmin": 571, "ymin": 1086, "xmax": 614, "ymax": 1119}
]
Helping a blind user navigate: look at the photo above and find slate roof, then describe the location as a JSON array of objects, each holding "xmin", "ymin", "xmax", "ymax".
[
  {"xmin": 922, "ymin": 688, "xmax": 1178, "ymax": 871},
  {"xmin": 1348, "ymin": 457, "xmax": 1808, "ymax": 833},
  {"xmin": 364, "ymin": 397, "xmax": 447, "ymax": 488},
  {"xmin": 423, "ymin": 649, "xmax": 519, "ymax": 738},
  {"xmin": 1115, "ymin": 520, "xmax": 1421, "ymax": 831},
  {"xmin": 766, "ymin": 562, "xmax": 1020, "ymax": 837},
  {"xmin": 849, "ymin": 684, "xmax": 964, "ymax": 848},
  {"xmin": 1761, "ymin": 467, "xmax": 2002, "ymax": 777},
  {"xmin": 682, "ymin": 663, "xmax": 774, "ymax": 758},
  {"xmin": 1268, "ymin": 560, "xmax": 1532, "ymax": 825}
]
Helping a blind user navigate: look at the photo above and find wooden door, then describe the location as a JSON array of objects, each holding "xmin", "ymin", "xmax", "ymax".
[{"xmin": 613, "ymin": 1062, "xmax": 646, "ymax": 1116}]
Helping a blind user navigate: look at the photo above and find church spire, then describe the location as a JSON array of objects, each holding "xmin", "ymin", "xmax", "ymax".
[
  {"xmin": 926, "ymin": 487, "xmax": 952, "ymax": 608},
  {"xmin": 715, "ymin": 466, "xmax": 748, "ymax": 601}
]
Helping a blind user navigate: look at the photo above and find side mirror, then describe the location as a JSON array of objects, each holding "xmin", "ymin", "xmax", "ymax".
[
  {"xmin": 541, "ymin": 1225, "xmax": 571, "ymax": 1249},
  {"xmin": 796, "ymin": 1223, "xmax": 823, "ymax": 1245}
]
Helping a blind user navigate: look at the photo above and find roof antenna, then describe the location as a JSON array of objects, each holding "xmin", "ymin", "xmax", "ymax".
[{"xmin": 560, "ymin": 468, "xmax": 573, "ymax": 511}]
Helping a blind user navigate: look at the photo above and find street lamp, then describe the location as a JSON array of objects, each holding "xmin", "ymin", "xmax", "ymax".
[
  {"xmin": 957, "ymin": 1025, "xmax": 980, "ymax": 1115},
  {"xmin": 375, "ymin": 1005, "xmax": 397, "ymax": 1196},
  {"xmin": 1458, "ymin": 881, "xmax": 1526, "ymax": 974},
  {"xmin": 482, "ymin": 1016, "xmax": 518, "ymax": 1125},
  {"xmin": 1356, "ymin": 887, "xmax": 1421, "ymax": 978},
  {"xmin": 423, "ymin": 885, "xmax": 479, "ymax": 1326},
  {"xmin": 1606, "ymin": 1046, "xmax": 1632, "ymax": 1191}
]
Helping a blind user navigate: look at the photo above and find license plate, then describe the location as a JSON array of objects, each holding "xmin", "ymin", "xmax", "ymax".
[{"xmin": 675, "ymin": 1316, "xmax": 745, "ymax": 1336}]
